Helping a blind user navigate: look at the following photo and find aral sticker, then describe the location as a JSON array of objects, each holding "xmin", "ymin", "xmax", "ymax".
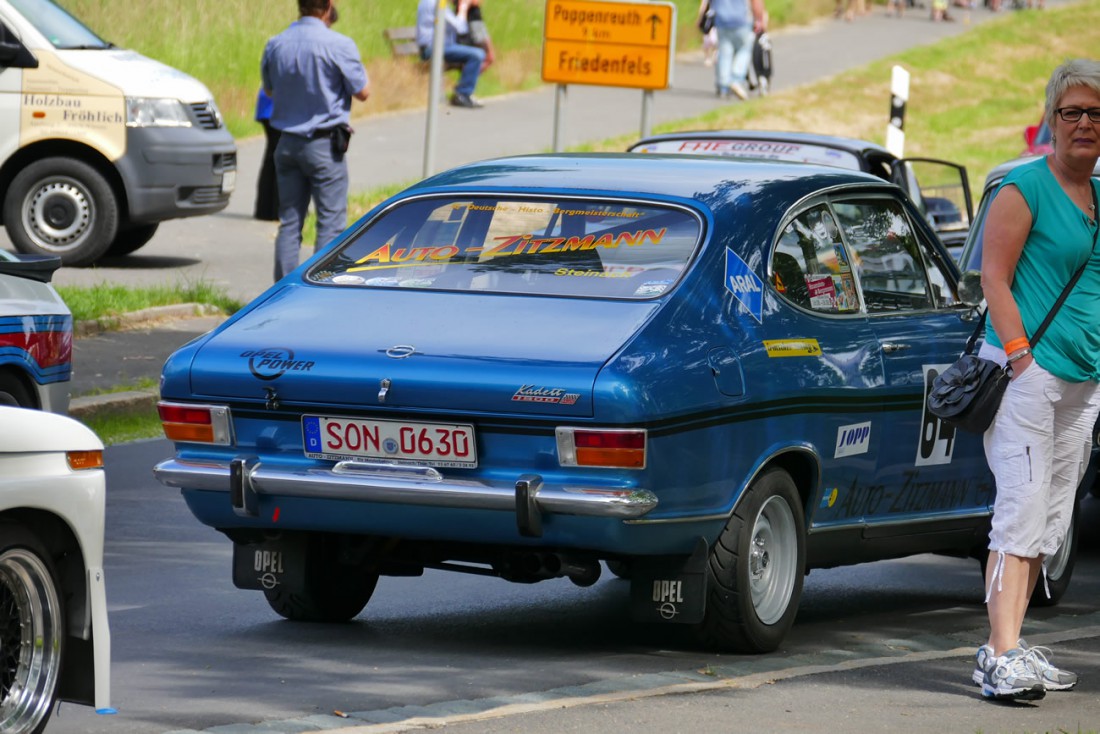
[{"xmin": 724, "ymin": 248, "xmax": 763, "ymax": 323}]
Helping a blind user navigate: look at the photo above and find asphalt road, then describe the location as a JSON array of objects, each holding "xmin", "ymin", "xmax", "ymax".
[
  {"xmin": 14, "ymin": 3, "xmax": 1061, "ymax": 306},
  {"xmin": 44, "ymin": 437, "xmax": 1100, "ymax": 734}
]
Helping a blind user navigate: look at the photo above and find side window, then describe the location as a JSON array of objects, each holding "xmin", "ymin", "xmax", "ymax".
[
  {"xmin": 832, "ymin": 199, "xmax": 936, "ymax": 313},
  {"xmin": 772, "ymin": 205, "xmax": 860, "ymax": 314}
]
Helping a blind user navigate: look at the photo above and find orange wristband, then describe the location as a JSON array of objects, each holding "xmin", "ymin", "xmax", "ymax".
[{"xmin": 1004, "ymin": 337, "xmax": 1030, "ymax": 355}]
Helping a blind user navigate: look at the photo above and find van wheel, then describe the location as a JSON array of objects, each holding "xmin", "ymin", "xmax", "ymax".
[
  {"xmin": 106, "ymin": 223, "xmax": 159, "ymax": 257},
  {"xmin": 5, "ymin": 158, "xmax": 118, "ymax": 267},
  {"xmin": 0, "ymin": 525, "xmax": 66, "ymax": 734},
  {"xmin": 697, "ymin": 468, "xmax": 805, "ymax": 653},
  {"xmin": 263, "ymin": 534, "xmax": 379, "ymax": 622}
]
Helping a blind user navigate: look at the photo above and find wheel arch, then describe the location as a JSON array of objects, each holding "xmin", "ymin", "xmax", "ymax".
[
  {"xmin": 0, "ymin": 508, "xmax": 99, "ymax": 702},
  {"xmin": 731, "ymin": 445, "xmax": 821, "ymax": 531},
  {"xmin": 0, "ymin": 139, "xmax": 129, "ymax": 226}
]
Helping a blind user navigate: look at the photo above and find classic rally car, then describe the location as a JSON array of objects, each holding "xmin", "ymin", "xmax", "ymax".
[
  {"xmin": 156, "ymin": 153, "xmax": 1037, "ymax": 653},
  {"xmin": 0, "ymin": 251, "xmax": 71, "ymax": 412},
  {"xmin": 629, "ymin": 130, "xmax": 974, "ymax": 259},
  {"xmin": 0, "ymin": 405, "xmax": 111, "ymax": 733}
]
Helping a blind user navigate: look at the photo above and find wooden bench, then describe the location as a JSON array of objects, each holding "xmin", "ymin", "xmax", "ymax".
[{"xmin": 384, "ymin": 26, "xmax": 463, "ymax": 71}]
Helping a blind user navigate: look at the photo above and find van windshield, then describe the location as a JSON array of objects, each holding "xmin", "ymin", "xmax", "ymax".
[{"xmin": 12, "ymin": 0, "xmax": 109, "ymax": 49}]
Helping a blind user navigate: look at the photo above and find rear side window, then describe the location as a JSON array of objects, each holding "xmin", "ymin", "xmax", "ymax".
[
  {"xmin": 309, "ymin": 197, "xmax": 702, "ymax": 299},
  {"xmin": 772, "ymin": 205, "xmax": 860, "ymax": 314}
]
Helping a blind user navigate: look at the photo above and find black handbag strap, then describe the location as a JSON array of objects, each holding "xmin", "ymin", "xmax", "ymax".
[{"xmin": 968, "ymin": 183, "xmax": 1098, "ymax": 356}]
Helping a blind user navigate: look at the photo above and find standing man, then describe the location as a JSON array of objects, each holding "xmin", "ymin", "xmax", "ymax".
[
  {"xmin": 705, "ymin": 0, "xmax": 766, "ymax": 100},
  {"xmin": 262, "ymin": 0, "xmax": 369, "ymax": 281},
  {"xmin": 417, "ymin": 0, "xmax": 486, "ymax": 109}
]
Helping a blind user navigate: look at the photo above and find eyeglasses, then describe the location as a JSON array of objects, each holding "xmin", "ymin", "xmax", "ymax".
[{"xmin": 1055, "ymin": 107, "xmax": 1100, "ymax": 123}]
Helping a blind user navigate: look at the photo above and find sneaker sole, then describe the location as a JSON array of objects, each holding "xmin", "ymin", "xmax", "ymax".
[{"xmin": 982, "ymin": 683, "xmax": 1046, "ymax": 701}]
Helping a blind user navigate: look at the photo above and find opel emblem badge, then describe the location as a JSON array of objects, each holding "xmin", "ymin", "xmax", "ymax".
[{"xmin": 385, "ymin": 345, "xmax": 419, "ymax": 359}]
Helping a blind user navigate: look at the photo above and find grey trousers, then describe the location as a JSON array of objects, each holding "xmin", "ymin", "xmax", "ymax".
[{"xmin": 273, "ymin": 133, "xmax": 349, "ymax": 281}]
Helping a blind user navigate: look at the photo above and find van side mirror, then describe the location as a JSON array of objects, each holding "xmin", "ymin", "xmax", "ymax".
[{"xmin": 958, "ymin": 269, "xmax": 983, "ymax": 305}]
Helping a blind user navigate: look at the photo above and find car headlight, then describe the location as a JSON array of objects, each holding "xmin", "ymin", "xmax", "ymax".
[{"xmin": 125, "ymin": 97, "xmax": 192, "ymax": 128}]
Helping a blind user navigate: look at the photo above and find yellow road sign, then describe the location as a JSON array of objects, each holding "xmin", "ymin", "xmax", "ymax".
[{"xmin": 542, "ymin": 0, "xmax": 675, "ymax": 90}]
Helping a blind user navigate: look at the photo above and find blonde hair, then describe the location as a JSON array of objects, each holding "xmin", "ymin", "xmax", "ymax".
[{"xmin": 1044, "ymin": 59, "xmax": 1100, "ymax": 130}]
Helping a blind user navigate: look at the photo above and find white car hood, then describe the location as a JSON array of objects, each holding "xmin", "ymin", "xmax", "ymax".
[{"xmin": 56, "ymin": 48, "xmax": 214, "ymax": 103}]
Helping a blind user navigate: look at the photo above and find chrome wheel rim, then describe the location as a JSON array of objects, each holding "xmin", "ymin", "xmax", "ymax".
[
  {"xmin": 0, "ymin": 548, "xmax": 62, "ymax": 733},
  {"xmin": 748, "ymin": 496, "xmax": 798, "ymax": 625}
]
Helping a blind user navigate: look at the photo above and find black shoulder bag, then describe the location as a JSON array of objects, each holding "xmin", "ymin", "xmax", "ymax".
[{"xmin": 927, "ymin": 187, "xmax": 1097, "ymax": 433}]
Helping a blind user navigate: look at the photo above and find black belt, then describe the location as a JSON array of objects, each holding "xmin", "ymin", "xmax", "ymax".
[{"xmin": 309, "ymin": 127, "xmax": 336, "ymax": 139}]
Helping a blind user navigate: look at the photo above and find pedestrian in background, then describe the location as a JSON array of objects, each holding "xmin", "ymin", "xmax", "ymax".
[
  {"xmin": 974, "ymin": 58, "xmax": 1100, "ymax": 701},
  {"xmin": 253, "ymin": 88, "xmax": 280, "ymax": 221},
  {"xmin": 703, "ymin": 0, "xmax": 766, "ymax": 101},
  {"xmin": 416, "ymin": 0, "xmax": 486, "ymax": 109},
  {"xmin": 454, "ymin": 0, "xmax": 495, "ymax": 73},
  {"xmin": 261, "ymin": 0, "xmax": 369, "ymax": 281}
]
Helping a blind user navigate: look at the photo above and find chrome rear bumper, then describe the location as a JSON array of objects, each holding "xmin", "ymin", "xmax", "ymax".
[{"xmin": 154, "ymin": 457, "xmax": 658, "ymax": 536}]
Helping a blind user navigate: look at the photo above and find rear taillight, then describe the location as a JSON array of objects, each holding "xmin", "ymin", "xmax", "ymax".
[
  {"xmin": 67, "ymin": 450, "xmax": 103, "ymax": 470},
  {"xmin": 556, "ymin": 427, "xmax": 646, "ymax": 469},
  {"xmin": 158, "ymin": 402, "xmax": 233, "ymax": 445}
]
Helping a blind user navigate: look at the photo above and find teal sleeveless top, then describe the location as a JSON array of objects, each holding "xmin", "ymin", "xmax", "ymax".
[{"xmin": 986, "ymin": 157, "xmax": 1100, "ymax": 382}]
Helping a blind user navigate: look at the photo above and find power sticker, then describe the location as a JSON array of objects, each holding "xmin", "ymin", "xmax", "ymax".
[
  {"xmin": 764, "ymin": 338, "xmax": 822, "ymax": 357},
  {"xmin": 724, "ymin": 247, "xmax": 763, "ymax": 323}
]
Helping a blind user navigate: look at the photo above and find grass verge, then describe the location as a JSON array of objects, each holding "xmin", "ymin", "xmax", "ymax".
[
  {"xmin": 57, "ymin": 281, "xmax": 243, "ymax": 323},
  {"xmin": 82, "ymin": 409, "xmax": 164, "ymax": 447}
]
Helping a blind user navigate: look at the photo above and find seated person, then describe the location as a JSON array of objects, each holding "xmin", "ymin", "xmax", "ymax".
[{"xmin": 416, "ymin": 0, "xmax": 486, "ymax": 108}]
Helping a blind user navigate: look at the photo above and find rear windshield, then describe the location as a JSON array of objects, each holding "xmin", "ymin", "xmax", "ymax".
[
  {"xmin": 309, "ymin": 196, "xmax": 702, "ymax": 299},
  {"xmin": 631, "ymin": 138, "xmax": 863, "ymax": 171}
]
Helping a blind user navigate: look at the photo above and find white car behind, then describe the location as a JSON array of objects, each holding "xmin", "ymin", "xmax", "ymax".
[{"xmin": 0, "ymin": 405, "xmax": 110, "ymax": 733}]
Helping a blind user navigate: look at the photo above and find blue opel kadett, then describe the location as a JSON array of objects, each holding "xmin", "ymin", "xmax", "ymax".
[{"xmin": 153, "ymin": 154, "xmax": 1077, "ymax": 653}]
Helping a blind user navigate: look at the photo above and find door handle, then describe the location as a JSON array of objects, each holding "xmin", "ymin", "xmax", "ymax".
[{"xmin": 881, "ymin": 342, "xmax": 911, "ymax": 353}]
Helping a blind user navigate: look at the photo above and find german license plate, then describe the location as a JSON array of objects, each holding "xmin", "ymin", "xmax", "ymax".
[{"xmin": 302, "ymin": 415, "xmax": 477, "ymax": 467}]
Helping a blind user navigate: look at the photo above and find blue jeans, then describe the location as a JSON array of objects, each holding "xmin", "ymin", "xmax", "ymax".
[
  {"xmin": 272, "ymin": 133, "xmax": 348, "ymax": 281},
  {"xmin": 715, "ymin": 25, "xmax": 754, "ymax": 91},
  {"xmin": 423, "ymin": 43, "xmax": 485, "ymax": 97}
]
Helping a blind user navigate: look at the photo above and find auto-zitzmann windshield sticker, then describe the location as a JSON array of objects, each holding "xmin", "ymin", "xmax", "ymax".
[
  {"xmin": 724, "ymin": 247, "xmax": 763, "ymax": 322},
  {"xmin": 512, "ymin": 385, "xmax": 580, "ymax": 405}
]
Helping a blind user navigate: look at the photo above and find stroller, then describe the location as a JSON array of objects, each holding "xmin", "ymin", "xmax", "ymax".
[{"xmin": 747, "ymin": 31, "xmax": 773, "ymax": 95}]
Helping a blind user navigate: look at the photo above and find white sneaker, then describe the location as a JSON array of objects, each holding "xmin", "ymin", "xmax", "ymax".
[
  {"xmin": 728, "ymin": 82, "xmax": 748, "ymax": 100},
  {"xmin": 1020, "ymin": 639, "xmax": 1078, "ymax": 691},
  {"xmin": 981, "ymin": 648, "xmax": 1046, "ymax": 701}
]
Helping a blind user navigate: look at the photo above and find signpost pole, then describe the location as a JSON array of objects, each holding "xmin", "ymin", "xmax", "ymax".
[
  {"xmin": 423, "ymin": 0, "xmax": 448, "ymax": 178},
  {"xmin": 640, "ymin": 90, "xmax": 653, "ymax": 138},
  {"xmin": 553, "ymin": 84, "xmax": 567, "ymax": 152}
]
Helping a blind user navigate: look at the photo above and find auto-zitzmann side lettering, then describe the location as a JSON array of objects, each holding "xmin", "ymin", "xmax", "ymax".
[
  {"xmin": 827, "ymin": 470, "xmax": 995, "ymax": 520},
  {"xmin": 511, "ymin": 385, "xmax": 580, "ymax": 405},
  {"xmin": 349, "ymin": 228, "xmax": 667, "ymax": 273},
  {"xmin": 241, "ymin": 348, "xmax": 316, "ymax": 381}
]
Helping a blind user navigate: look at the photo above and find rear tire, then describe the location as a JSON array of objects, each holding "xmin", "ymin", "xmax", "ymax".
[
  {"xmin": 263, "ymin": 534, "xmax": 379, "ymax": 622},
  {"xmin": 106, "ymin": 223, "xmax": 159, "ymax": 257},
  {"xmin": 1031, "ymin": 502, "xmax": 1078, "ymax": 607},
  {"xmin": 697, "ymin": 468, "xmax": 805, "ymax": 653},
  {"xmin": 0, "ymin": 373, "xmax": 34, "ymax": 408},
  {"xmin": 0, "ymin": 525, "xmax": 65, "ymax": 734},
  {"xmin": 4, "ymin": 157, "xmax": 118, "ymax": 267}
]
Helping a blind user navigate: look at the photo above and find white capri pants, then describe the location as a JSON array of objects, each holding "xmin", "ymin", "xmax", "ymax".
[{"xmin": 980, "ymin": 345, "xmax": 1100, "ymax": 561}]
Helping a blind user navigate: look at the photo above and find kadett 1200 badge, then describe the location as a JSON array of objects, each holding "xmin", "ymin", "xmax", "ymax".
[{"xmin": 153, "ymin": 152, "xmax": 1076, "ymax": 654}]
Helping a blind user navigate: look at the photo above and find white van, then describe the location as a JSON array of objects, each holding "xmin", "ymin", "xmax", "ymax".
[{"xmin": 0, "ymin": 0, "xmax": 236, "ymax": 266}]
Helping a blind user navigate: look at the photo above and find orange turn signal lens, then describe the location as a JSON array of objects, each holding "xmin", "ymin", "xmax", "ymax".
[{"xmin": 66, "ymin": 450, "xmax": 104, "ymax": 471}]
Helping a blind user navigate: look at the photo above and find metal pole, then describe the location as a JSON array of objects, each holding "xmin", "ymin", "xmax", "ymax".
[
  {"xmin": 640, "ymin": 90, "xmax": 653, "ymax": 138},
  {"xmin": 423, "ymin": 0, "xmax": 448, "ymax": 178},
  {"xmin": 552, "ymin": 84, "xmax": 567, "ymax": 152}
]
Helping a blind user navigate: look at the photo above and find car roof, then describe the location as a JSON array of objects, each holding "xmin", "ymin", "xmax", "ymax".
[
  {"xmin": 628, "ymin": 130, "xmax": 894, "ymax": 158},
  {"xmin": 983, "ymin": 154, "xmax": 1100, "ymax": 190},
  {"xmin": 409, "ymin": 153, "xmax": 889, "ymax": 202}
]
